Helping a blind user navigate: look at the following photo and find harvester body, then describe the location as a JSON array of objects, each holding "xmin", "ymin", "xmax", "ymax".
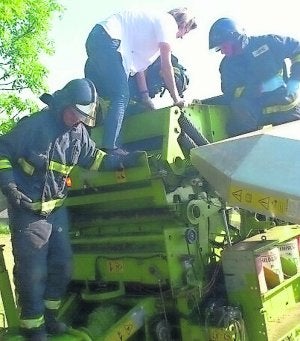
[{"xmin": 1, "ymin": 100, "xmax": 300, "ymax": 341}]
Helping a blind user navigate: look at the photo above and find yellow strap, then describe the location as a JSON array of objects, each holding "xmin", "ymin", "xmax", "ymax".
[
  {"xmin": 29, "ymin": 197, "xmax": 65, "ymax": 214},
  {"xmin": 18, "ymin": 158, "xmax": 35, "ymax": 176},
  {"xmin": 41, "ymin": 198, "xmax": 65, "ymax": 213},
  {"xmin": 234, "ymin": 86, "xmax": 245, "ymax": 98},
  {"xmin": 0, "ymin": 159, "xmax": 12, "ymax": 170},
  {"xmin": 49, "ymin": 161, "xmax": 73, "ymax": 175},
  {"xmin": 263, "ymin": 97, "xmax": 300, "ymax": 114},
  {"xmin": 44, "ymin": 299, "xmax": 61, "ymax": 310},
  {"xmin": 90, "ymin": 149, "xmax": 106, "ymax": 171},
  {"xmin": 20, "ymin": 315, "xmax": 44, "ymax": 329}
]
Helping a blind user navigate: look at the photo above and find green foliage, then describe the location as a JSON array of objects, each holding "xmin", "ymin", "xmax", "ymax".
[
  {"xmin": 0, "ymin": 224, "xmax": 9, "ymax": 235},
  {"xmin": 0, "ymin": 93, "xmax": 39, "ymax": 133},
  {"xmin": 0, "ymin": 0, "xmax": 64, "ymax": 134}
]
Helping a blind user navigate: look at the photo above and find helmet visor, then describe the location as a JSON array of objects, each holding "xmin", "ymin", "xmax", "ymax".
[{"xmin": 74, "ymin": 102, "xmax": 96, "ymax": 127}]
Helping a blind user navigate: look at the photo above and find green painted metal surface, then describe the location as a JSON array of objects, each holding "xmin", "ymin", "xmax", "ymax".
[
  {"xmin": 222, "ymin": 225, "xmax": 300, "ymax": 341},
  {"xmin": 2, "ymin": 102, "xmax": 300, "ymax": 340}
]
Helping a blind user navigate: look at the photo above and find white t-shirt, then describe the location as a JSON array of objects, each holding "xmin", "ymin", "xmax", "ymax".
[{"xmin": 99, "ymin": 9, "xmax": 178, "ymax": 77}]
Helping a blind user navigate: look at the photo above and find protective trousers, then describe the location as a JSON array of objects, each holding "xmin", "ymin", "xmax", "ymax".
[
  {"xmin": 7, "ymin": 205, "xmax": 72, "ymax": 326},
  {"xmin": 227, "ymin": 87, "xmax": 300, "ymax": 136}
]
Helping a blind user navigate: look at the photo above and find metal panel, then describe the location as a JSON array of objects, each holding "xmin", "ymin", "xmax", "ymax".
[{"xmin": 191, "ymin": 121, "xmax": 300, "ymax": 223}]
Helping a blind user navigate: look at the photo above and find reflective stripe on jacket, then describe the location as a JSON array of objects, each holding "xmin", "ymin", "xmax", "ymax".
[
  {"xmin": 0, "ymin": 109, "xmax": 106, "ymax": 215},
  {"xmin": 220, "ymin": 34, "xmax": 300, "ymax": 113}
]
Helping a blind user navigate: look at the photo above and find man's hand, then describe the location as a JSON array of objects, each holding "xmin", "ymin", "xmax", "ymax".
[
  {"xmin": 286, "ymin": 79, "xmax": 300, "ymax": 100},
  {"xmin": 173, "ymin": 98, "xmax": 185, "ymax": 108},
  {"xmin": 141, "ymin": 94, "xmax": 155, "ymax": 110},
  {"xmin": 2, "ymin": 183, "xmax": 32, "ymax": 209},
  {"xmin": 142, "ymin": 97, "xmax": 155, "ymax": 110}
]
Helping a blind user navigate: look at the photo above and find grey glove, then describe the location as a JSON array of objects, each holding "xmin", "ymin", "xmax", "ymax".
[
  {"xmin": 102, "ymin": 154, "xmax": 124, "ymax": 171},
  {"xmin": 102, "ymin": 151, "xmax": 146, "ymax": 171},
  {"xmin": 2, "ymin": 183, "xmax": 32, "ymax": 209}
]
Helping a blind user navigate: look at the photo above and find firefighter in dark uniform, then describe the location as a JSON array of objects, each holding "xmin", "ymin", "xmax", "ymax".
[
  {"xmin": 0, "ymin": 78, "xmax": 107, "ymax": 341},
  {"xmin": 208, "ymin": 18, "xmax": 300, "ymax": 136}
]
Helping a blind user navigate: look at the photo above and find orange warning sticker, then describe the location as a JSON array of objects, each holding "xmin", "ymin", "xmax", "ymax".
[
  {"xmin": 104, "ymin": 320, "xmax": 137, "ymax": 341},
  {"xmin": 107, "ymin": 260, "xmax": 124, "ymax": 273}
]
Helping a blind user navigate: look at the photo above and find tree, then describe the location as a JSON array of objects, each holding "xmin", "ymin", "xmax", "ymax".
[{"xmin": 0, "ymin": 0, "xmax": 63, "ymax": 133}]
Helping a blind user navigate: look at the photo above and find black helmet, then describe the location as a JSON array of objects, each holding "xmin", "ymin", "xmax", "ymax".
[
  {"xmin": 209, "ymin": 18, "xmax": 245, "ymax": 50},
  {"xmin": 40, "ymin": 78, "xmax": 97, "ymax": 127}
]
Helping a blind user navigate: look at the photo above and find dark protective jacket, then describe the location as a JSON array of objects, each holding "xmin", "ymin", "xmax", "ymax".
[
  {"xmin": 220, "ymin": 34, "xmax": 300, "ymax": 113},
  {"xmin": 0, "ymin": 108, "xmax": 105, "ymax": 215}
]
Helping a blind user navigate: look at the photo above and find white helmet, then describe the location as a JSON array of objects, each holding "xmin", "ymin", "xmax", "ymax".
[{"xmin": 40, "ymin": 78, "xmax": 98, "ymax": 127}]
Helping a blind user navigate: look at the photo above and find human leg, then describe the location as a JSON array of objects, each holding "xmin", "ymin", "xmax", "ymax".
[
  {"xmin": 44, "ymin": 207, "xmax": 72, "ymax": 335},
  {"xmin": 8, "ymin": 207, "xmax": 51, "ymax": 340},
  {"xmin": 227, "ymin": 97, "xmax": 260, "ymax": 136},
  {"xmin": 85, "ymin": 57, "xmax": 129, "ymax": 150},
  {"xmin": 258, "ymin": 88, "xmax": 300, "ymax": 127},
  {"xmin": 260, "ymin": 108, "xmax": 300, "ymax": 127},
  {"xmin": 84, "ymin": 25, "xmax": 130, "ymax": 150}
]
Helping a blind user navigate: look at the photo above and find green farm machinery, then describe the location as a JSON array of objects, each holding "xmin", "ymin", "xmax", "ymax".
[{"xmin": 1, "ymin": 100, "xmax": 300, "ymax": 340}]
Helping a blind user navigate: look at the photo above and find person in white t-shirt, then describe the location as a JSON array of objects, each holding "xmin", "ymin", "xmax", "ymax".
[{"xmin": 84, "ymin": 8, "xmax": 197, "ymax": 155}]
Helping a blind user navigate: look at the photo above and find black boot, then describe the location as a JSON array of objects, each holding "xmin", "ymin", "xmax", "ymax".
[
  {"xmin": 20, "ymin": 326, "xmax": 47, "ymax": 341},
  {"xmin": 44, "ymin": 308, "xmax": 68, "ymax": 335}
]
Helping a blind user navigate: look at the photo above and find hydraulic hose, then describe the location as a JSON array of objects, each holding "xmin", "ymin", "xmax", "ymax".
[{"xmin": 178, "ymin": 114, "xmax": 210, "ymax": 146}]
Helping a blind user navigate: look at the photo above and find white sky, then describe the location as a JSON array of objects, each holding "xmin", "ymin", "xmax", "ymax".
[{"xmin": 44, "ymin": 0, "xmax": 300, "ymax": 107}]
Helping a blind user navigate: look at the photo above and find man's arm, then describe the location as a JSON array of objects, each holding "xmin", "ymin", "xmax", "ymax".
[
  {"xmin": 135, "ymin": 71, "xmax": 155, "ymax": 109},
  {"xmin": 0, "ymin": 129, "xmax": 32, "ymax": 209},
  {"xmin": 159, "ymin": 42, "xmax": 184, "ymax": 107}
]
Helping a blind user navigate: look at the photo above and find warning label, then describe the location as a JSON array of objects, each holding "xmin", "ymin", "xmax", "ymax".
[{"xmin": 229, "ymin": 185, "xmax": 287, "ymax": 216}]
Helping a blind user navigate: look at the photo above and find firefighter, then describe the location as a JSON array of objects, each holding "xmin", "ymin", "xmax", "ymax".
[
  {"xmin": 84, "ymin": 7, "xmax": 197, "ymax": 155},
  {"xmin": 209, "ymin": 17, "xmax": 300, "ymax": 136},
  {"xmin": 0, "ymin": 78, "xmax": 107, "ymax": 341}
]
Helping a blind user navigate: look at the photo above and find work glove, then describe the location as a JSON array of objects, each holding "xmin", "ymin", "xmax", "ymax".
[
  {"xmin": 286, "ymin": 79, "xmax": 300, "ymax": 100},
  {"xmin": 2, "ymin": 183, "xmax": 32, "ymax": 209},
  {"xmin": 120, "ymin": 150, "xmax": 146, "ymax": 168},
  {"xmin": 261, "ymin": 75, "xmax": 285, "ymax": 93},
  {"xmin": 102, "ymin": 154, "xmax": 124, "ymax": 171},
  {"xmin": 102, "ymin": 151, "xmax": 146, "ymax": 171}
]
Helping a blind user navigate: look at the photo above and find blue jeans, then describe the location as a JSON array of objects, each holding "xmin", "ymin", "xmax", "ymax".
[
  {"xmin": 8, "ymin": 206, "xmax": 72, "ymax": 319},
  {"xmin": 85, "ymin": 24, "xmax": 129, "ymax": 150}
]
